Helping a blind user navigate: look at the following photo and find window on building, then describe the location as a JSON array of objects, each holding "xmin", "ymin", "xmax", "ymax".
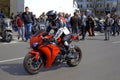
[
  {"xmin": 96, "ymin": 0, "xmax": 98, "ymax": 2},
  {"xmin": 87, "ymin": 4, "xmax": 89, "ymax": 8},
  {"xmin": 81, "ymin": 4, "xmax": 83, "ymax": 8},
  {"xmin": 100, "ymin": 4, "xmax": 102, "ymax": 8},
  {"xmin": 96, "ymin": 4, "xmax": 98, "ymax": 8},
  {"xmin": 96, "ymin": 11, "xmax": 99, "ymax": 14},
  {"xmin": 90, "ymin": 4, "xmax": 93, "ymax": 8},
  {"xmin": 90, "ymin": 0, "xmax": 92, "ymax": 2},
  {"xmin": 78, "ymin": 4, "xmax": 80, "ymax": 8}
]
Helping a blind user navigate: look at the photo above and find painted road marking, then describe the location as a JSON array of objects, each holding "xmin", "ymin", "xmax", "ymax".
[
  {"xmin": 0, "ymin": 57, "xmax": 24, "ymax": 63},
  {"xmin": 112, "ymin": 41, "xmax": 120, "ymax": 44},
  {"xmin": 95, "ymin": 33, "xmax": 99, "ymax": 35}
]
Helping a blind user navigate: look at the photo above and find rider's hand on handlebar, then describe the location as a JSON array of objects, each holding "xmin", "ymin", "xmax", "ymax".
[{"xmin": 49, "ymin": 38, "xmax": 55, "ymax": 42}]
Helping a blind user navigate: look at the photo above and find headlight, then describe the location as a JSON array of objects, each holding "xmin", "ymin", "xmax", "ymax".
[{"xmin": 32, "ymin": 42, "xmax": 39, "ymax": 49}]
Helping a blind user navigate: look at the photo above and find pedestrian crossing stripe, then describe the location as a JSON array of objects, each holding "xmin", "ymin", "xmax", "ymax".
[{"xmin": 0, "ymin": 37, "xmax": 26, "ymax": 45}]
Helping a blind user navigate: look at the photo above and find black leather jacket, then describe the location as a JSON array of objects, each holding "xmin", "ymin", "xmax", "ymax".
[
  {"xmin": 22, "ymin": 12, "xmax": 35, "ymax": 24},
  {"xmin": 46, "ymin": 18, "xmax": 63, "ymax": 34}
]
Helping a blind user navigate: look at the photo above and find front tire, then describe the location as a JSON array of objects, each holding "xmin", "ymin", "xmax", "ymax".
[
  {"xmin": 23, "ymin": 54, "xmax": 43, "ymax": 75},
  {"xmin": 5, "ymin": 34, "xmax": 12, "ymax": 42},
  {"xmin": 67, "ymin": 46, "xmax": 82, "ymax": 67}
]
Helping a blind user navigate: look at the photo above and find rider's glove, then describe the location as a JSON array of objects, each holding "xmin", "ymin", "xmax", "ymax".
[{"xmin": 49, "ymin": 38, "xmax": 55, "ymax": 42}]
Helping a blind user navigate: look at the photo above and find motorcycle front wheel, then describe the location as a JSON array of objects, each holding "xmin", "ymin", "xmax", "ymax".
[
  {"xmin": 5, "ymin": 34, "xmax": 13, "ymax": 42},
  {"xmin": 23, "ymin": 54, "xmax": 43, "ymax": 75},
  {"xmin": 67, "ymin": 46, "xmax": 82, "ymax": 67}
]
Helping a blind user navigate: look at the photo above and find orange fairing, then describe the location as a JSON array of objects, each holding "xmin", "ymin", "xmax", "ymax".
[
  {"xmin": 30, "ymin": 32, "xmax": 45, "ymax": 48},
  {"xmin": 30, "ymin": 33, "xmax": 53, "ymax": 48},
  {"xmin": 30, "ymin": 36, "xmax": 42, "ymax": 48},
  {"xmin": 39, "ymin": 44, "xmax": 60, "ymax": 68},
  {"xmin": 71, "ymin": 34, "xmax": 80, "ymax": 40}
]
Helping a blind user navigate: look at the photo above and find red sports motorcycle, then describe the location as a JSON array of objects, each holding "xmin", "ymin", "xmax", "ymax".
[{"xmin": 23, "ymin": 27, "xmax": 82, "ymax": 75}]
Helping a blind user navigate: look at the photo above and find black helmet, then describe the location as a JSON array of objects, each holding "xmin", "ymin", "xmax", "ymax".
[{"xmin": 46, "ymin": 10, "xmax": 57, "ymax": 21}]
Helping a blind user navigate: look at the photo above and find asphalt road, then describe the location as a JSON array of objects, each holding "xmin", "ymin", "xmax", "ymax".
[{"xmin": 0, "ymin": 32, "xmax": 120, "ymax": 80}]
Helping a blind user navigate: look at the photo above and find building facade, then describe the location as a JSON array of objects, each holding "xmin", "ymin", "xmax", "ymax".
[
  {"xmin": 77, "ymin": 0, "xmax": 105, "ymax": 16},
  {"xmin": 0, "ymin": 0, "xmax": 24, "ymax": 17},
  {"xmin": 0, "ymin": 0, "xmax": 10, "ymax": 17},
  {"xmin": 77, "ymin": 0, "xmax": 94, "ymax": 12},
  {"xmin": 77, "ymin": 0, "xmax": 119, "ymax": 16},
  {"xmin": 95, "ymin": 0, "xmax": 105, "ymax": 15},
  {"xmin": 10, "ymin": 0, "xmax": 24, "ymax": 16}
]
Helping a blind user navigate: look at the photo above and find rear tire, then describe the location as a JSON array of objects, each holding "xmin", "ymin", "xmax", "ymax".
[
  {"xmin": 23, "ymin": 54, "xmax": 43, "ymax": 75},
  {"xmin": 67, "ymin": 46, "xmax": 82, "ymax": 67}
]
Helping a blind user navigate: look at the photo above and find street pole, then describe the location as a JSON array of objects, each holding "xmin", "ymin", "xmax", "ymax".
[
  {"xmin": 117, "ymin": 0, "xmax": 120, "ymax": 16},
  {"xmin": 104, "ymin": 0, "xmax": 105, "ymax": 16},
  {"xmin": 93, "ymin": 0, "xmax": 96, "ymax": 16},
  {"xmin": 117, "ymin": 0, "xmax": 119, "ymax": 14}
]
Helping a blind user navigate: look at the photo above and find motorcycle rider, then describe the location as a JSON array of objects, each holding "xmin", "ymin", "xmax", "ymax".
[
  {"xmin": 45, "ymin": 10, "xmax": 64, "ymax": 34},
  {"xmin": 45, "ymin": 10, "xmax": 71, "ymax": 50}
]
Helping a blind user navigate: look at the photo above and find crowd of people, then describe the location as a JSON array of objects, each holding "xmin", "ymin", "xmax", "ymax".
[{"xmin": 1, "ymin": 6, "xmax": 120, "ymax": 42}]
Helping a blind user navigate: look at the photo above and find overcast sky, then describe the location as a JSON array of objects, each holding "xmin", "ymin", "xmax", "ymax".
[{"xmin": 25, "ymin": 0, "xmax": 74, "ymax": 17}]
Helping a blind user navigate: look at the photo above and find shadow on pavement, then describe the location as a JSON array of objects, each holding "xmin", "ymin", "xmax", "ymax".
[
  {"xmin": 0, "ymin": 63, "xmax": 68, "ymax": 76},
  {"xmin": 0, "ymin": 63, "xmax": 28, "ymax": 76}
]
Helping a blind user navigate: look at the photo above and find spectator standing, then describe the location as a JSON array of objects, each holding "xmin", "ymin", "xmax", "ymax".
[
  {"xmin": 10, "ymin": 12, "xmax": 15, "ymax": 29},
  {"xmin": 16, "ymin": 12, "xmax": 24, "ymax": 41},
  {"xmin": 22, "ymin": 7, "xmax": 35, "ymax": 42},
  {"xmin": 32, "ymin": 15, "xmax": 39, "ymax": 34},
  {"xmin": 80, "ymin": 12, "xmax": 87, "ymax": 40},
  {"xmin": 116, "ymin": 15, "xmax": 120, "ymax": 36},
  {"xmin": 65, "ymin": 13, "xmax": 71, "ymax": 31},
  {"xmin": 118, "ymin": 17, "xmax": 120, "ymax": 33},
  {"xmin": 70, "ymin": 12, "xmax": 81, "ymax": 34},
  {"xmin": 105, "ymin": 4, "xmax": 111, "ymax": 15},
  {"xmin": 58, "ymin": 12, "xmax": 66, "ymax": 27},
  {"xmin": 10, "ymin": 12, "xmax": 15, "ymax": 20},
  {"xmin": 104, "ymin": 14, "xmax": 112, "ymax": 40},
  {"xmin": 0, "ymin": 10, "xmax": 5, "ymax": 18},
  {"xmin": 39, "ymin": 12, "xmax": 46, "ymax": 25},
  {"xmin": 112, "ymin": 14, "xmax": 119, "ymax": 36},
  {"xmin": 87, "ymin": 16, "xmax": 96, "ymax": 36}
]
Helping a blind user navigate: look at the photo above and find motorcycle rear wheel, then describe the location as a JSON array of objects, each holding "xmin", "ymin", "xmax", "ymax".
[
  {"xmin": 67, "ymin": 46, "xmax": 82, "ymax": 67},
  {"xmin": 23, "ymin": 54, "xmax": 43, "ymax": 75}
]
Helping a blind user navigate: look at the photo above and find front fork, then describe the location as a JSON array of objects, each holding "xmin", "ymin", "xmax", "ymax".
[{"xmin": 29, "ymin": 50, "xmax": 40, "ymax": 60}]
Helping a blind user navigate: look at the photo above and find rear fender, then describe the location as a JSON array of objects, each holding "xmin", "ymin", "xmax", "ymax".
[{"xmin": 29, "ymin": 50, "xmax": 40, "ymax": 60}]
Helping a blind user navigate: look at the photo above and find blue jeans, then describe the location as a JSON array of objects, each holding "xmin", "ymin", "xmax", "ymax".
[
  {"xmin": 18, "ymin": 27, "xmax": 24, "ymax": 39},
  {"xmin": 110, "ymin": 25, "xmax": 116, "ymax": 35},
  {"xmin": 24, "ymin": 23, "xmax": 32, "ymax": 40},
  {"xmin": 105, "ymin": 27, "xmax": 110, "ymax": 40}
]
